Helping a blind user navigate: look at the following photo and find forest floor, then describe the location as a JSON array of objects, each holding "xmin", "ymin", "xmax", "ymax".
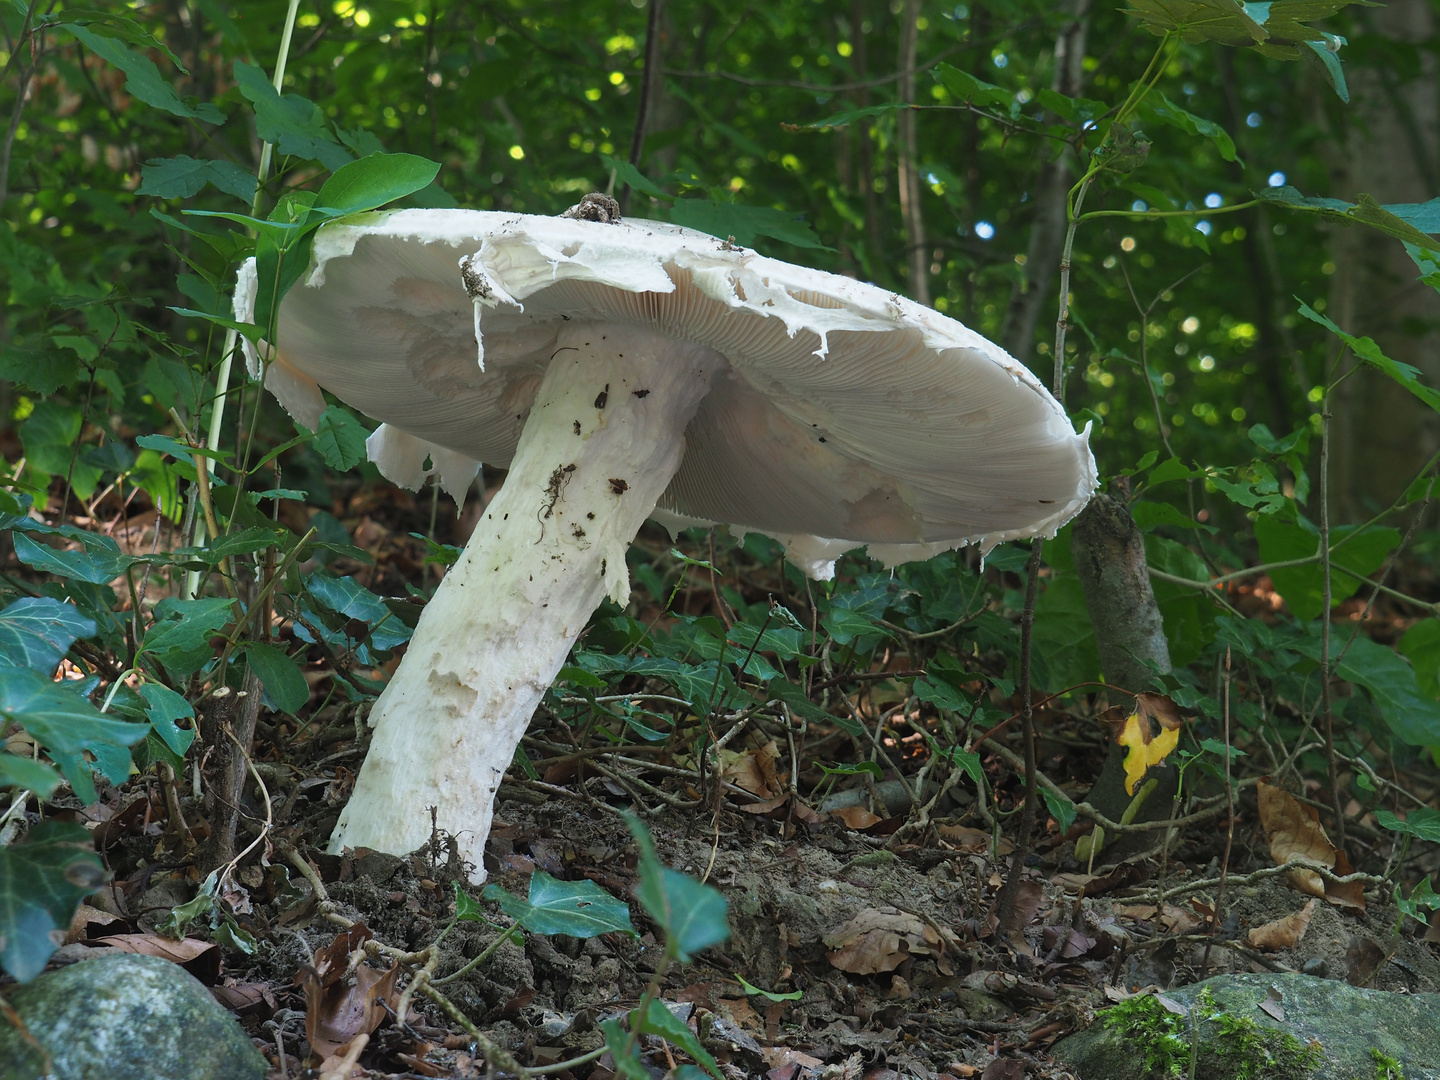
[{"xmin": 28, "ymin": 483, "xmax": 1440, "ymax": 1080}]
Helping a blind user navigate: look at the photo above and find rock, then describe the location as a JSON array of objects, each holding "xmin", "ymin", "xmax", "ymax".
[
  {"xmin": 0, "ymin": 952, "xmax": 266, "ymax": 1080},
  {"xmin": 1052, "ymin": 972, "xmax": 1440, "ymax": 1080}
]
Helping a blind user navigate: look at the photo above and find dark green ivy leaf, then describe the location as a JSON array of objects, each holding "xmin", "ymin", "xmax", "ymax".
[{"xmin": 0, "ymin": 821, "xmax": 108, "ymax": 981}]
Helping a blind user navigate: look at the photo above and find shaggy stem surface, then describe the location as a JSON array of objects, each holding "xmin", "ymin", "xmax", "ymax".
[{"xmin": 330, "ymin": 323, "xmax": 716, "ymax": 878}]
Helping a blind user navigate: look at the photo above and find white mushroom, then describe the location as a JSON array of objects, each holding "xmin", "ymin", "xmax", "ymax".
[{"xmin": 237, "ymin": 203, "xmax": 1096, "ymax": 881}]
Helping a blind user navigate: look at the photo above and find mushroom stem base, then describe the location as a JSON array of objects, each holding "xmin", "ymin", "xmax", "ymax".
[{"xmin": 328, "ymin": 324, "xmax": 716, "ymax": 881}]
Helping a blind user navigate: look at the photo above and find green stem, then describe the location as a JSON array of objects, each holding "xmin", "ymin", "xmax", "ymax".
[
  {"xmin": 1079, "ymin": 199, "xmax": 1261, "ymax": 223},
  {"xmin": 184, "ymin": 0, "xmax": 303, "ymax": 600}
]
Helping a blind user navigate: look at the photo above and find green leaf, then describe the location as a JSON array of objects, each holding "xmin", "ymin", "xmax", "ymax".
[
  {"xmin": 52, "ymin": 8, "xmax": 188, "ymax": 68},
  {"xmin": 1374, "ymin": 808, "xmax": 1440, "ymax": 843},
  {"xmin": 1262, "ymin": 191, "xmax": 1440, "ymax": 253},
  {"xmin": 794, "ymin": 102, "xmax": 921, "ymax": 131},
  {"xmin": 913, "ymin": 676, "xmax": 969, "ymax": 713},
  {"xmin": 1298, "ymin": 301, "xmax": 1440, "ymax": 415},
  {"xmin": 0, "ymin": 821, "xmax": 107, "ymax": 981},
  {"xmin": 1254, "ymin": 513, "xmax": 1399, "ymax": 622},
  {"xmin": 483, "ymin": 870, "xmax": 636, "ymax": 938},
  {"xmin": 139, "ymin": 597, "xmax": 235, "ymax": 674},
  {"xmin": 1139, "ymin": 94, "xmax": 1238, "ymax": 162},
  {"xmin": 1395, "ymin": 876, "xmax": 1440, "ymax": 923},
  {"xmin": 600, "ymin": 1017, "xmax": 651, "ymax": 1080},
  {"xmin": 932, "ymin": 64, "xmax": 1012, "ymax": 108},
  {"xmin": 1303, "ymin": 36, "xmax": 1349, "ymax": 102},
  {"xmin": 0, "ymin": 668, "xmax": 145, "ymax": 804},
  {"xmin": 137, "ymin": 682, "xmax": 195, "ymax": 757},
  {"xmin": 309, "ymin": 405, "xmax": 370, "ymax": 471},
  {"xmin": 735, "ymin": 974, "xmax": 803, "ymax": 1001},
  {"xmin": 138, "ymin": 155, "xmax": 257, "ymax": 202},
  {"xmin": 1124, "ymin": 0, "xmax": 1368, "ymax": 48},
  {"xmin": 627, "ymin": 814, "xmax": 729, "ymax": 962},
  {"xmin": 0, "ymin": 598, "xmax": 96, "ymax": 672},
  {"xmin": 0, "ymin": 344, "xmax": 84, "ymax": 394},
  {"xmin": 452, "ymin": 882, "xmax": 488, "ymax": 922},
  {"xmin": 633, "ymin": 997, "xmax": 724, "ymax": 1080},
  {"xmin": 1146, "ymin": 534, "xmax": 1218, "ymax": 666},
  {"xmin": 20, "ymin": 400, "xmax": 103, "ymax": 498},
  {"xmin": 232, "ymin": 60, "xmax": 352, "ymax": 170},
  {"xmin": 243, "ymin": 643, "xmax": 310, "ymax": 714},
  {"xmin": 13, "ymin": 532, "xmax": 138, "ymax": 585},
  {"xmin": 0, "ymin": 753, "xmax": 63, "ymax": 796},
  {"xmin": 599, "ymin": 155, "xmax": 670, "ymax": 200},
  {"xmin": 60, "ymin": 25, "xmax": 224, "ymax": 124},
  {"xmin": 1399, "ymin": 619, "xmax": 1440, "ymax": 699},
  {"xmin": 668, "ymin": 201, "xmax": 831, "ymax": 250},
  {"xmin": 311, "ymin": 153, "xmax": 443, "ymax": 220},
  {"xmin": 1041, "ymin": 787, "xmax": 1078, "ymax": 833},
  {"xmin": 301, "ymin": 573, "xmax": 412, "ymax": 652},
  {"xmin": 1317, "ymin": 631, "xmax": 1440, "ymax": 746}
]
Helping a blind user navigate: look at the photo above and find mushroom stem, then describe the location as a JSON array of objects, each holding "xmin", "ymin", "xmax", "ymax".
[{"xmin": 329, "ymin": 324, "xmax": 717, "ymax": 880}]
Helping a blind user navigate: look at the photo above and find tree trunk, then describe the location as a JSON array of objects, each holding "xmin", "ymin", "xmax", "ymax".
[
  {"xmin": 1000, "ymin": 0, "xmax": 1092, "ymax": 361},
  {"xmin": 1071, "ymin": 494, "xmax": 1177, "ymax": 848},
  {"xmin": 896, "ymin": 0, "xmax": 929, "ymax": 305},
  {"xmin": 1327, "ymin": 0, "xmax": 1440, "ymax": 521}
]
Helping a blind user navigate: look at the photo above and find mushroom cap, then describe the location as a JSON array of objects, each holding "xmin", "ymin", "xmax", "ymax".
[{"xmin": 251, "ymin": 208, "xmax": 1096, "ymax": 564}]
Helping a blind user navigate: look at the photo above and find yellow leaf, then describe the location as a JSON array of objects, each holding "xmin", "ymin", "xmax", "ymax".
[{"xmin": 1115, "ymin": 692, "xmax": 1183, "ymax": 794}]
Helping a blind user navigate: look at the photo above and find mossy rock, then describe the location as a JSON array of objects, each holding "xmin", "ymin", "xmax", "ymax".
[
  {"xmin": 0, "ymin": 952, "xmax": 266, "ymax": 1080},
  {"xmin": 1052, "ymin": 972, "xmax": 1440, "ymax": 1080}
]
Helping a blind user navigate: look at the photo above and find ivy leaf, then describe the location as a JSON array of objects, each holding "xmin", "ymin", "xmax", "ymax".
[
  {"xmin": 627, "ymin": 814, "xmax": 729, "ymax": 962},
  {"xmin": 139, "ymin": 597, "xmax": 235, "ymax": 675},
  {"xmin": 0, "ymin": 598, "xmax": 97, "ymax": 672},
  {"xmin": 0, "ymin": 753, "xmax": 63, "ymax": 796},
  {"xmin": 242, "ymin": 642, "xmax": 310, "ymax": 714},
  {"xmin": 0, "ymin": 668, "xmax": 146, "ymax": 804},
  {"xmin": 632, "ymin": 997, "xmax": 724, "ymax": 1080},
  {"xmin": 482, "ymin": 871, "xmax": 636, "ymax": 938},
  {"xmin": 0, "ymin": 821, "xmax": 108, "ymax": 981},
  {"xmin": 137, "ymin": 682, "xmax": 195, "ymax": 757},
  {"xmin": 138, "ymin": 155, "xmax": 257, "ymax": 203},
  {"xmin": 12, "ymin": 532, "xmax": 139, "ymax": 586}
]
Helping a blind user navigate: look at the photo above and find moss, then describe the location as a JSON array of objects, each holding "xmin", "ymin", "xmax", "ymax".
[
  {"xmin": 1370, "ymin": 1047, "xmax": 1404, "ymax": 1080},
  {"xmin": 1102, "ymin": 989, "xmax": 1323, "ymax": 1080}
]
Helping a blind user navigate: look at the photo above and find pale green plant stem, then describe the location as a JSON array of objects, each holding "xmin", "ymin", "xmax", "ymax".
[{"xmin": 183, "ymin": 0, "xmax": 303, "ymax": 600}]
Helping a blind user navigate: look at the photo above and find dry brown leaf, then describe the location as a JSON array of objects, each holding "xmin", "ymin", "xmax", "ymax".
[
  {"xmin": 1257, "ymin": 780, "xmax": 1335, "ymax": 894},
  {"xmin": 1113, "ymin": 903, "xmax": 1202, "ymax": 934},
  {"xmin": 301, "ymin": 924, "xmax": 403, "ymax": 1060},
  {"xmin": 65, "ymin": 903, "xmax": 119, "ymax": 943},
  {"xmin": 1326, "ymin": 847, "xmax": 1367, "ymax": 912},
  {"xmin": 92, "ymin": 934, "xmax": 220, "ymax": 983},
  {"xmin": 1246, "ymin": 898, "xmax": 1316, "ymax": 950},
  {"xmin": 721, "ymin": 741, "xmax": 783, "ymax": 798},
  {"xmin": 1258, "ymin": 985, "xmax": 1286, "ymax": 1022},
  {"xmin": 823, "ymin": 908, "xmax": 941, "ymax": 974},
  {"xmin": 1345, "ymin": 934, "xmax": 1386, "ymax": 987},
  {"xmin": 829, "ymin": 805, "xmax": 883, "ymax": 830},
  {"xmin": 735, "ymin": 793, "xmax": 790, "ymax": 815},
  {"xmin": 998, "ymin": 879, "xmax": 1045, "ymax": 932}
]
